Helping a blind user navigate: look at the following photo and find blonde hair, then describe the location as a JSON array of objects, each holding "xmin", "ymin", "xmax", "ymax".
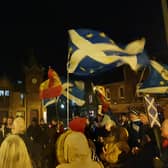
[{"xmin": 0, "ymin": 134, "xmax": 33, "ymax": 168}]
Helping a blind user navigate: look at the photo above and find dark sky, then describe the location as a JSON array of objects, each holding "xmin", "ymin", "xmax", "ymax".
[{"xmin": 0, "ymin": 0, "xmax": 167, "ymax": 80}]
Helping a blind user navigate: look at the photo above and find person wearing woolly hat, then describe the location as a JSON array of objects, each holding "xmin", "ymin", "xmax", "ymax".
[
  {"xmin": 56, "ymin": 130, "xmax": 104, "ymax": 168},
  {"xmin": 69, "ymin": 116, "xmax": 88, "ymax": 133}
]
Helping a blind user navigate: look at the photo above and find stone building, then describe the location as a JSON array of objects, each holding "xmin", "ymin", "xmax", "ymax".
[
  {"xmin": 101, "ymin": 65, "xmax": 168, "ymax": 118},
  {"xmin": 0, "ymin": 62, "xmax": 44, "ymax": 126}
]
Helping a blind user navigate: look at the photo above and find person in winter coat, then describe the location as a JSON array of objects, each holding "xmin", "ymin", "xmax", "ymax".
[
  {"xmin": 100, "ymin": 126, "xmax": 130, "ymax": 167},
  {"xmin": 56, "ymin": 130, "xmax": 104, "ymax": 168}
]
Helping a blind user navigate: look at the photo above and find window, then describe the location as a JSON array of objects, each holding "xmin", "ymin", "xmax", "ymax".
[
  {"xmin": 5, "ymin": 90, "xmax": 9, "ymax": 96},
  {"xmin": 0, "ymin": 90, "xmax": 4, "ymax": 96},
  {"xmin": 0, "ymin": 89, "xmax": 10, "ymax": 106},
  {"xmin": 17, "ymin": 80, "xmax": 23, "ymax": 84},
  {"xmin": 119, "ymin": 87, "xmax": 124, "ymax": 98},
  {"xmin": 0, "ymin": 90, "xmax": 10, "ymax": 96}
]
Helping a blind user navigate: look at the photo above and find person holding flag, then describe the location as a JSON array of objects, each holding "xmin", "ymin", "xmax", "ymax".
[
  {"xmin": 39, "ymin": 67, "xmax": 63, "ymax": 125},
  {"xmin": 137, "ymin": 110, "xmax": 161, "ymax": 168}
]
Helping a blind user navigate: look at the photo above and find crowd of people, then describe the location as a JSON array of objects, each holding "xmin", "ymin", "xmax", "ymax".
[{"xmin": 0, "ymin": 107, "xmax": 168, "ymax": 168}]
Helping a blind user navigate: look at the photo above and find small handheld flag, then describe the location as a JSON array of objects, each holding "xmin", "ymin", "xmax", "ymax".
[{"xmin": 144, "ymin": 94, "xmax": 161, "ymax": 128}]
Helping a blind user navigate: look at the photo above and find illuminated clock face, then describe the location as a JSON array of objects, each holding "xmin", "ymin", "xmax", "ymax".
[{"xmin": 31, "ymin": 78, "xmax": 37, "ymax": 84}]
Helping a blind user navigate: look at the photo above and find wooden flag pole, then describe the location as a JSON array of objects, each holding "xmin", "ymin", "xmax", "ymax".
[{"xmin": 66, "ymin": 71, "xmax": 70, "ymax": 128}]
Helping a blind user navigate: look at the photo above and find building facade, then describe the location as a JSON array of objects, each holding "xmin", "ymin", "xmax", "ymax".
[
  {"xmin": 1, "ymin": 63, "xmax": 168, "ymax": 126},
  {"xmin": 0, "ymin": 64, "xmax": 44, "ymax": 126},
  {"xmin": 102, "ymin": 65, "xmax": 168, "ymax": 118}
]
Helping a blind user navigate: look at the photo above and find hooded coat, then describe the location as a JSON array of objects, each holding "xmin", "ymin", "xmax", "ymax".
[{"xmin": 56, "ymin": 130, "xmax": 104, "ymax": 168}]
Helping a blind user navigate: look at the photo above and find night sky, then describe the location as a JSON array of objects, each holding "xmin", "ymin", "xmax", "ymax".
[{"xmin": 0, "ymin": 0, "xmax": 167, "ymax": 80}]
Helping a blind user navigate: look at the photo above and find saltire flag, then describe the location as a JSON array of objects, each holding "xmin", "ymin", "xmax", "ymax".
[
  {"xmin": 42, "ymin": 77, "xmax": 85, "ymax": 107},
  {"xmin": 61, "ymin": 77, "xmax": 85, "ymax": 106},
  {"xmin": 43, "ymin": 97, "xmax": 57, "ymax": 108},
  {"xmin": 67, "ymin": 28, "xmax": 149, "ymax": 76},
  {"xmin": 144, "ymin": 94, "xmax": 161, "ymax": 128},
  {"xmin": 138, "ymin": 60, "xmax": 168, "ymax": 94},
  {"xmin": 39, "ymin": 67, "xmax": 62, "ymax": 99}
]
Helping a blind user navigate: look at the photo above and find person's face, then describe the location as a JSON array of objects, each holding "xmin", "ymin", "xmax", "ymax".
[
  {"xmin": 161, "ymin": 120, "xmax": 168, "ymax": 138},
  {"xmin": 121, "ymin": 115, "xmax": 127, "ymax": 122},
  {"xmin": 7, "ymin": 118, "xmax": 13, "ymax": 125}
]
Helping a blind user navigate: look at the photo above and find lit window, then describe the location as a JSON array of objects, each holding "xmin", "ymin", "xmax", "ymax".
[
  {"xmin": 0, "ymin": 90, "xmax": 4, "ymax": 96},
  {"xmin": 5, "ymin": 90, "xmax": 9, "ymax": 96},
  {"xmin": 17, "ymin": 80, "xmax": 23, "ymax": 84}
]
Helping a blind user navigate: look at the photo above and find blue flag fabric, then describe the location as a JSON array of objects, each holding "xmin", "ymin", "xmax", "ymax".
[
  {"xmin": 61, "ymin": 77, "xmax": 85, "ymax": 106},
  {"xmin": 43, "ymin": 77, "xmax": 85, "ymax": 107},
  {"xmin": 144, "ymin": 94, "xmax": 161, "ymax": 128},
  {"xmin": 138, "ymin": 60, "xmax": 168, "ymax": 94},
  {"xmin": 43, "ymin": 97, "xmax": 57, "ymax": 108},
  {"xmin": 67, "ymin": 28, "xmax": 149, "ymax": 76}
]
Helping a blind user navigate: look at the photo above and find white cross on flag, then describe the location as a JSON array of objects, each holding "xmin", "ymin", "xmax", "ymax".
[
  {"xmin": 144, "ymin": 94, "xmax": 161, "ymax": 128},
  {"xmin": 67, "ymin": 28, "xmax": 149, "ymax": 76}
]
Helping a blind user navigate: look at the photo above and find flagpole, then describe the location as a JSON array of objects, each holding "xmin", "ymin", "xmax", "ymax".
[
  {"xmin": 66, "ymin": 71, "xmax": 70, "ymax": 128},
  {"xmin": 55, "ymin": 96, "xmax": 59, "ymax": 120}
]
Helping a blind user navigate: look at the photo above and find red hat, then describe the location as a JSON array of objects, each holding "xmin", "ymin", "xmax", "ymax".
[{"xmin": 69, "ymin": 117, "xmax": 87, "ymax": 133}]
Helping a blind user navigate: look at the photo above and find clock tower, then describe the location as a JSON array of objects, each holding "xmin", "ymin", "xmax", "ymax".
[{"xmin": 24, "ymin": 59, "xmax": 45, "ymax": 126}]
